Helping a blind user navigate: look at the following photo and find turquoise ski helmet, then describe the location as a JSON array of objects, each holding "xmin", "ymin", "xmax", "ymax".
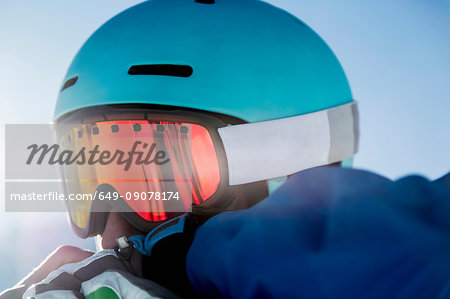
[
  {"xmin": 54, "ymin": 0, "xmax": 353, "ymax": 122},
  {"xmin": 54, "ymin": 0, "xmax": 358, "ymax": 237}
]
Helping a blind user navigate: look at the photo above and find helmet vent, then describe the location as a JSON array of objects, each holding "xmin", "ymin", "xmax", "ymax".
[
  {"xmin": 60, "ymin": 76, "xmax": 78, "ymax": 92},
  {"xmin": 195, "ymin": 0, "xmax": 215, "ymax": 4},
  {"xmin": 128, "ymin": 64, "xmax": 193, "ymax": 77}
]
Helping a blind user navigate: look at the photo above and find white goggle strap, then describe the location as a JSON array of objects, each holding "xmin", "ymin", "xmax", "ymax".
[{"xmin": 218, "ymin": 102, "xmax": 359, "ymax": 186}]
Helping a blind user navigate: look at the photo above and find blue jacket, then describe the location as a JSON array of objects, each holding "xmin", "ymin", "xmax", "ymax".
[{"xmin": 187, "ymin": 167, "xmax": 450, "ymax": 298}]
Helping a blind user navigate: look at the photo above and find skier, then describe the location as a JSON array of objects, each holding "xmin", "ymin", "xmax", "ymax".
[{"xmin": 1, "ymin": 0, "xmax": 449, "ymax": 298}]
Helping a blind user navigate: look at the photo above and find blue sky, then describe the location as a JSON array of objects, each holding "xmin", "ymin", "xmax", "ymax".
[{"xmin": 0, "ymin": 0, "xmax": 449, "ymax": 290}]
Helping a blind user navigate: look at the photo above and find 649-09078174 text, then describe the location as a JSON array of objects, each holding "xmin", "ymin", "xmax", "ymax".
[{"xmin": 9, "ymin": 191, "xmax": 181, "ymax": 201}]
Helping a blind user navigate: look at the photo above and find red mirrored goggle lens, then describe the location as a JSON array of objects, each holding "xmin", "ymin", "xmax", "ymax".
[{"xmin": 59, "ymin": 120, "xmax": 220, "ymax": 228}]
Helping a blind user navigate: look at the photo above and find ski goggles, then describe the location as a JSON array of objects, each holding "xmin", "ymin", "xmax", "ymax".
[{"xmin": 55, "ymin": 102, "xmax": 359, "ymax": 237}]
